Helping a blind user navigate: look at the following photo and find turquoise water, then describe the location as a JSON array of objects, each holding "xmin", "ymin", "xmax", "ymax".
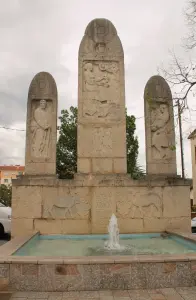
[{"xmin": 13, "ymin": 233, "xmax": 196, "ymax": 256}]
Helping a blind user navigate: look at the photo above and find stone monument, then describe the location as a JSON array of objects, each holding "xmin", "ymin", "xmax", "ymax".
[
  {"xmin": 25, "ymin": 72, "xmax": 57, "ymax": 175},
  {"xmin": 11, "ymin": 19, "xmax": 191, "ymax": 238},
  {"xmin": 144, "ymin": 75, "xmax": 177, "ymax": 175},
  {"xmin": 77, "ymin": 18, "xmax": 126, "ymax": 174}
]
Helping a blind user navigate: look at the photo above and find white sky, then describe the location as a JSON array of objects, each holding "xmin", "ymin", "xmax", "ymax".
[{"xmin": 0, "ymin": 0, "xmax": 195, "ymax": 177}]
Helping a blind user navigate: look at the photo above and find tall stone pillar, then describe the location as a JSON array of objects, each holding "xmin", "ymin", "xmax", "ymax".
[
  {"xmin": 144, "ymin": 75, "xmax": 177, "ymax": 175},
  {"xmin": 77, "ymin": 18, "xmax": 127, "ymax": 174},
  {"xmin": 25, "ymin": 72, "xmax": 58, "ymax": 175}
]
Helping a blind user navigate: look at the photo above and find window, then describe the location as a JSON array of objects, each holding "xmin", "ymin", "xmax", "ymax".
[{"xmin": 4, "ymin": 179, "xmax": 8, "ymax": 183}]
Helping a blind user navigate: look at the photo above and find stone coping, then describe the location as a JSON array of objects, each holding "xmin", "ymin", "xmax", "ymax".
[
  {"xmin": 12, "ymin": 174, "xmax": 192, "ymax": 187},
  {"xmin": 1, "ymin": 230, "xmax": 196, "ymax": 264}
]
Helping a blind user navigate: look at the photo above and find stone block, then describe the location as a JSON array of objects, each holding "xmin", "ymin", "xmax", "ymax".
[
  {"xmin": 25, "ymin": 162, "xmax": 56, "ymax": 176},
  {"xmin": 11, "ymin": 219, "xmax": 34, "ymax": 237},
  {"xmin": 99, "ymin": 264, "xmax": 130, "ymax": 290},
  {"xmin": 144, "ymin": 263, "xmax": 177, "ymax": 289},
  {"xmin": 163, "ymin": 186, "xmax": 191, "ymax": 218},
  {"xmin": 10, "ymin": 264, "xmax": 38, "ymax": 291},
  {"xmin": 62, "ymin": 220, "xmax": 90, "ymax": 234},
  {"xmin": 92, "ymin": 158, "xmax": 113, "ymax": 173},
  {"xmin": 113, "ymin": 158, "xmax": 127, "ymax": 173},
  {"xmin": 77, "ymin": 158, "xmax": 91, "ymax": 173},
  {"xmin": 166, "ymin": 217, "xmax": 191, "ymax": 232},
  {"xmin": 0, "ymin": 264, "xmax": 9, "ymax": 280},
  {"xmin": 0, "ymin": 278, "xmax": 9, "ymax": 291},
  {"xmin": 143, "ymin": 218, "xmax": 167, "ymax": 232},
  {"xmin": 116, "ymin": 187, "xmax": 162, "ymax": 219},
  {"xmin": 91, "ymin": 187, "xmax": 116, "ymax": 233},
  {"xmin": 118, "ymin": 219, "xmax": 143, "ymax": 233},
  {"xmin": 176, "ymin": 262, "xmax": 192, "ymax": 287},
  {"xmin": 12, "ymin": 186, "xmax": 42, "ymax": 219},
  {"xmin": 34, "ymin": 219, "xmax": 62, "ymax": 235},
  {"xmin": 78, "ymin": 126, "xmax": 113, "ymax": 158},
  {"xmin": 43, "ymin": 187, "xmax": 91, "ymax": 220},
  {"xmin": 112, "ymin": 125, "xmax": 126, "ymax": 158}
]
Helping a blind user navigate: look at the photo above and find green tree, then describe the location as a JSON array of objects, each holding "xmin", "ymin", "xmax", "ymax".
[
  {"xmin": 56, "ymin": 106, "xmax": 145, "ymax": 179},
  {"xmin": 0, "ymin": 184, "xmax": 12, "ymax": 207},
  {"xmin": 56, "ymin": 106, "xmax": 77, "ymax": 179}
]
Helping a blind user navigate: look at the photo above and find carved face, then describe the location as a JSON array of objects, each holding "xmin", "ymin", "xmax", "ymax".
[
  {"xmin": 84, "ymin": 63, "xmax": 93, "ymax": 72},
  {"xmin": 110, "ymin": 63, "xmax": 118, "ymax": 73},
  {"xmin": 40, "ymin": 99, "xmax": 47, "ymax": 109},
  {"xmin": 95, "ymin": 43, "xmax": 106, "ymax": 53},
  {"xmin": 160, "ymin": 104, "xmax": 167, "ymax": 114}
]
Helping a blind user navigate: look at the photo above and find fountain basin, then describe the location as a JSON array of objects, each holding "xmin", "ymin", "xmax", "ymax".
[
  {"xmin": 12, "ymin": 233, "xmax": 196, "ymax": 256},
  {"xmin": 1, "ymin": 231, "xmax": 196, "ymax": 291}
]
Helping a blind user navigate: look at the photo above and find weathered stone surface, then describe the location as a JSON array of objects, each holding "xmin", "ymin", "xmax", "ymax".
[
  {"xmin": 118, "ymin": 218, "xmax": 144, "ymax": 233},
  {"xmin": 163, "ymin": 186, "xmax": 191, "ymax": 218},
  {"xmin": 12, "ymin": 186, "xmax": 42, "ymax": 218},
  {"xmin": 116, "ymin": 187, "xmax": 162, "ymax": 219},
  {"xmin": 34, "ymin": 219, "xmax": 62, "ymax": 235},
  {"xmin": 77, "ymin": 19, "xmax": 126, "ymax": 174},
  {"xmin": 11, "ymin": 219, "xmax": 34, "ymax": 237},
  {"xmin": 91, "ymin": 187, "xmax": 116, "ymax": 233},
  {"xmin": 25, "ymin": 72, "xmax": 58, "ymax": 175},
  {"xmin": 43, "ymin": 187, "xmax": 90, "ymax": 220},
  {"xmin": 62, "ymin": 220, "xmax": 91, "ymax": 234},
  {"xmin": 144, "ymin": 75, "xmax": 177, "ymax": 175}
]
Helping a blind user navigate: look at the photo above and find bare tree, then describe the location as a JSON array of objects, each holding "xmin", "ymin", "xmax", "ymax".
[
  {"xmin": 184, "ymin": 0, "xmax": 196, "ymax": 49},
  {"xmin": 158, "ymin": 1, "xmax": 196, "ymax": 177},
  {"xmin": 160, "ymin": 52, "xmax": 196, "ymax": 112}
]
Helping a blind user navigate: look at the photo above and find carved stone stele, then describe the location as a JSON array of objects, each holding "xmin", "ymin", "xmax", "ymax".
[
  {"xmin": 25, "ymin": 72, "xmax": 58, "ymax": 175},
  {"xmin": 78, "ymin": 18, "xmax": 127, "ymax": 174},
  {"xmin": 144, "ymin": 75, "xmax": 177, "ymax": 175}
]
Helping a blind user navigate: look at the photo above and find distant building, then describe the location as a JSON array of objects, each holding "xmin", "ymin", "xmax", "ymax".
[{"xmin": 0, "ymin": 165, "xmax": 25, "ymax": 186}]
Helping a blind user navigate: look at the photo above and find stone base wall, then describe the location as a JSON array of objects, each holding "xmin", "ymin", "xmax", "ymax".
[
  {"xmin": 11, "ymin": 174, "xmax": 191, "ymax": 237},
  {"xmin": 5, "ymin": 260, "xmax": 195, "ymax": 291}
]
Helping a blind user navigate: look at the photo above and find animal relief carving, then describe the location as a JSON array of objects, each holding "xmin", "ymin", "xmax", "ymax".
[
  {"xmin": 116, "ymin": 191, "xmax": 161, "ymax": 218},
  {"xmin": 45, "ymin": 196, "xmax": 90, "ymax": 220}
]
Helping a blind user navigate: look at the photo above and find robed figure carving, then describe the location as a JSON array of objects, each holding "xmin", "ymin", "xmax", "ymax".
[
  {"xmin": 25, "ymin": 71, "xmax": 57, "ymax": 175},
  {"xmin": 31, "ymin": 99, "xmax": 51, "ymax": 158}
]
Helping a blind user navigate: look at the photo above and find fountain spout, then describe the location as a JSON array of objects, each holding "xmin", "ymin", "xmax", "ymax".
[{"xmin": 104, "ymin": 214, "xmax": 121, "ymax": 250}]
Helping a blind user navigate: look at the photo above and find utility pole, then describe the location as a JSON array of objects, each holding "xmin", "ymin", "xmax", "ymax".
[{"xmin": 178, "ymin": 100, "xmax": 185, "ymax": 178}]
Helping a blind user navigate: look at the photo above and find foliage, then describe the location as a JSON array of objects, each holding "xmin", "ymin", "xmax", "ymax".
[
  {"xmin": 0, "ymin": 184, "xmax": 12, "ymax": 207},
  {"xmin": 192, "ymin": 205, "xmax": 196, "ymax": 212},
  {"xmin": 126, "ymin": 111, "xmax": 145, "ymax": 179},
  {"xmin": 56, "ymin": 106, "xmax": 77, "ymax": 179},
  {"xmin": 56, "ymin": 107, "xmax": 145, "ymax": 179}
]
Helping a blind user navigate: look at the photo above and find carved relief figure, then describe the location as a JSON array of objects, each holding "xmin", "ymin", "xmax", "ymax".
[
  {"xmin": 31, "ymin": 99, "xmax": 51, "ymax": 158},
  {"xmin": 116, "ymin": 191, "xmax": 161, "ymax": 219},
  {"xmin": 84, "ymin": 63, "xmax": 97, "ymax": 92},
  {"xmin": 83, "ymin": 61, "xmax": 120, "ymax": 119},
  {"xmin": 45, "ymin": 196, "xmax": 90, "ymax": 219},
  {"xmin": 151, "ymin": 103, "xmax": 170, "ymax": 159},
  {"xmin": 95, "ymin": 42, "xmax": 106, "ymax": 54}
]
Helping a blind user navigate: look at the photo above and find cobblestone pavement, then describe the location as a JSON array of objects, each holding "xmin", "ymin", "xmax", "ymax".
[{"xmin": 6, "ymin": 287, "xmax": 196, "ymax": 300}]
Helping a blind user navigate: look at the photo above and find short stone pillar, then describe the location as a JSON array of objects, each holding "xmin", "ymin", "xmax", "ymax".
[
  {"xmin": 144, "ymin": 75, "xmax": 177, "ymax": 175},
  {"xmin": 77, "ymin": 18, "xmax": 127, "ymax": 174},
  {"xmin": 25, "ymin": 72, "xmax": 58, "ymax": 175}
]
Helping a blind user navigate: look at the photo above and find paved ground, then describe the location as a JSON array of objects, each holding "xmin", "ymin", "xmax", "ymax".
[{"xmin": 4, "ymin": 287, "xmax": 196, "ymax": 300}]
